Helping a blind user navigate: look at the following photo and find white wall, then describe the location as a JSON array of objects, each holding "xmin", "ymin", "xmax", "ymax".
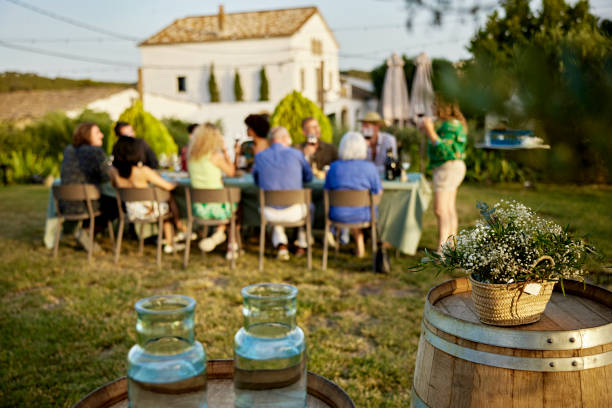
[
  {"xmin": 139, "ymin": 12, "xmax": 342, "ymax": 108},
  {"xmin": 139, "ymin": 37, "xmax": 294, "ymax": 104},
  {"xmin": 290, "ymin": 13, "xmax": 340, "ymax": 104}
]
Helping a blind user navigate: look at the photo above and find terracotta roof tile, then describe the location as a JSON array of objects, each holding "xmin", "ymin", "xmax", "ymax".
[{"xmin": 140, "ymin": 6, "xmax": 319, "ymax": 46}]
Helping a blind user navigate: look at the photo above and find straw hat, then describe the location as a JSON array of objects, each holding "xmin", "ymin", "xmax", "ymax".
[{"xmin": 359, "ymin": 111, "xmax": 385, "ymax": 124}]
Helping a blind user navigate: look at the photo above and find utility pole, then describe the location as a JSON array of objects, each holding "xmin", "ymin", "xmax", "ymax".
[{"xmin": 318, "ymin": 60, "xmax": 325, "ymax": 111}]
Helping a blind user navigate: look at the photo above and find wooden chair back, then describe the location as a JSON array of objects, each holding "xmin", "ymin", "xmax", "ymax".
[
  {"xmin": 53, "ymin": 184, "xmax": 100, "ymax": 202},
  {"xmin": 187, "ymin": 187, "xmax": 241, "ymax": 207},
  {"xmin": 259, "ymin": 189, "xmax": 311, "ymax": 207}
]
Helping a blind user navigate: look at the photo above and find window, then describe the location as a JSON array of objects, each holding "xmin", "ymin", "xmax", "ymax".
[
  {"xmin": 300, "ymin": 68, "xmax": 305, "ymax": 92},
  {"xmin": 311, "ymin": 39, "xmax": 322, "ymax": 56},
  {"xmin": 177, "ymin": 76, "xmax": 186, "ymax": 92}
]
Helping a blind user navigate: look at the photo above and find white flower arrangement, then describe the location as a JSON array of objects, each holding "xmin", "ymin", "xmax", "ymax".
[{"xmin": 423, "ymin": 200, "xmax": 597, "ymax": 286}]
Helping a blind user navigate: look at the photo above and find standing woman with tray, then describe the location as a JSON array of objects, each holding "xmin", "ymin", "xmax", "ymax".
[
  {"xmin": 187, "ymin": 123, "xmax": 239, "ymax": 260},
  {"xmin": 418, "ymin": 96, "xmax": 468, "ymax": 253}
]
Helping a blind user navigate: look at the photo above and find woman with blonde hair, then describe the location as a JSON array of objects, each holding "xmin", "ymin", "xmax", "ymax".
[
  {"xmin": 187, "ymin": 123, "xmax": 238, "ymax": 258},
  {"xmin": 418, "ymin": 95, "xmax": 468, "ymax": 253}
]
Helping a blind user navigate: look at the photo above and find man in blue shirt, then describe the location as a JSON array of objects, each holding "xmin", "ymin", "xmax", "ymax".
[{"xmin": 253, "ymin": 126, "xmax": 313, "ymax": 260}]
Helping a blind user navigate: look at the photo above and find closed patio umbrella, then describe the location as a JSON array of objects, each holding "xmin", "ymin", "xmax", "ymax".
[
  {"xmin": 381, "ymin": 53, "xmax": 411, "ymax": 126},
  {"xmin": 410, "ymin": 52, "xmax": 435, "ymax": 172}
]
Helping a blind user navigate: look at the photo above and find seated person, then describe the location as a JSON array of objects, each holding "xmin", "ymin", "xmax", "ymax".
[
  {"xmin": 324, "ymin": 131, "xmax": 382, "ymax": 258},
  {"xmin": 300, "ymin": 117, "xmax": 338, "ymax": 176},
  {"xmin": 253, "ymin": 126, "xmax": 313, "ymax": 260},
  {"xmin": 234, "ymin": 114, "xmax": 270, "ymax": 172},
  {"xmin": 60, "ymin": 122, "xmax": 117, "ymax": 250},
  {"xmin": 110, "ymin": 137, "xmax": 187, "ymax": 253},
  {"xmin": 187, "ymin": 123, "xmax": 238, "ymax": 259},
  {"xmin": 360, "ymin": 112, "xmax": 397, "ymax": 174},
  {"xmin": 112, "ymin": 121, "xmax": 158, "ymax": 169}
]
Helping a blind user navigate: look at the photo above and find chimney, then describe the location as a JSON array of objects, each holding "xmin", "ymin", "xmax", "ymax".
[{"xmin": 218, "ymin": 5, "xmax": 224, "ymax": 31}]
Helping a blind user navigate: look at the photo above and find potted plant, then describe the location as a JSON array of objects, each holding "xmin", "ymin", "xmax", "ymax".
[{"xmin": 422, "ymin": 200, "xmax": 596, "ymax": 326}]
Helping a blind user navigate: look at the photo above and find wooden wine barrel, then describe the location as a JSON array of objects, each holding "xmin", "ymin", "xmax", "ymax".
[
  {"xmin": 412, "ymin": 277, "xmax": 612, "ymax": 408},
  {"xmin": 73, "ymin": 359, "xmax": 354, "ymax": 408}
]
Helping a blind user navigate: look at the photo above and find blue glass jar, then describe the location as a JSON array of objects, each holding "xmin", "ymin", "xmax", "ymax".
[
  {"xmin": 128, "ymin": 295, "xmax": 207, "ymax": 408},
  {"xmin": 233, "ymin": 283, "xmax": 307, "ymax": 408}
]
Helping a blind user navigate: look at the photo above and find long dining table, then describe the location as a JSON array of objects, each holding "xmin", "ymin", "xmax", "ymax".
[{"xmin": 44, "ymin": 172, "xmax": 432, "ymax": 255}]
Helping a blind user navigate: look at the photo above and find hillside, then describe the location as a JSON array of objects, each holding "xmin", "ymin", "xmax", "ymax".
[{"xmin": 0, "ymin": 72, "xmax": 132, "ymax": 93}]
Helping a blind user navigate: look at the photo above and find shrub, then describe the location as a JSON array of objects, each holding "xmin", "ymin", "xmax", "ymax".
[
  {"xmin": 0, "ymin": 150, "xmax": 60, "ymax": 184},
  {"xmin": 270, "ymin": 91, "xmax": 332, "ymax": 145}
]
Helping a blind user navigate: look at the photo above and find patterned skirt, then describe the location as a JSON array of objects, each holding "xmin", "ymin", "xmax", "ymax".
[{"xmin": 192, "ymin": 202, "xmax": 237, "ymax": 220}]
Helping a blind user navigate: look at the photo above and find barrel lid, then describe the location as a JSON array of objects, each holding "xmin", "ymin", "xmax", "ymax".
[{"xmin": 424, "ymin": 277, "xmax": 612, "ymax": 351}]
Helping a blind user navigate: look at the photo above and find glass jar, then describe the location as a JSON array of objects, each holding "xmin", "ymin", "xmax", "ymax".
[
  {"xmin": 233, "ymin": 283, "xmax": 307, "ymax": 408},
  {"xmin": 128, "ymin": 295, "xmax": 207, "ymax": 408}
]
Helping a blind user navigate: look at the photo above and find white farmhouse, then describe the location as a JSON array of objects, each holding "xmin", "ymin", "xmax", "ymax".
[{"xmin": 138, "ymin": 5, "xmax": 369, "ymax": 141}]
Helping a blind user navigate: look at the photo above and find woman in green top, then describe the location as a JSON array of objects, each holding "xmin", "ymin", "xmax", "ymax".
[
  {"xmin": 419, "ymin": 97, "xmax": 467, "ymax": 252},
  {"xmin": 187, "ymin": 123, "xmax": 238, "ymax": 259}
]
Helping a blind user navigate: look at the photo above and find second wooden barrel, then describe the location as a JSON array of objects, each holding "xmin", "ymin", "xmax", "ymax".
[{"xmin": 412, "ymin": 277, "xmax": 612, "ymax": 408}]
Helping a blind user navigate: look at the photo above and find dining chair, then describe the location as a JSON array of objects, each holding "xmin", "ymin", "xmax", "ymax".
[
  {"xmin": 183, "ymin": 187, "xmax": 241, "ymax": 269},
  {"xmin": 258, "ymin": 189, "xmax": 312, "ymax": 272},
  {"xmin": 322, "ymin": 189, "xmax": 381, "ymax": 272},
  {"xmin": 114, "ymin": 187, "xmax": 172, "ymax": 268},
  {"xmin": 52, "ymin": 184, "xmax": 114, "ymax": 263}
]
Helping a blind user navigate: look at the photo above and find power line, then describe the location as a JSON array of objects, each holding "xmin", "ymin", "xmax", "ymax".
[
  {"xmin": 0, "ymin": 40, "xmax": 137, "ymax": 67},
  {"xmin": 3, "ymin": 0, "xmax": 141, "ymax": 42},
  {"xmin": 0, "ymin": 37, "xmax": 131, "ymax": 43}
]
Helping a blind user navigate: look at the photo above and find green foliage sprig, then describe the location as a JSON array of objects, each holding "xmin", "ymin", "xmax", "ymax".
[{"xmin": 421, "ymin": 200, "xmax": 598, "ymax": 285}]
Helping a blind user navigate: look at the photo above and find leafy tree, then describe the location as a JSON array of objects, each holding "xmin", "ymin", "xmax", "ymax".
[
  {"xmin": 259, "ymin": 67, "xmax": 269, "ymax": 101},
  {"xmin": 111, "ymin": 100, "xmax": 178, "ymax": 156},
  {"xmin": 270, "ymin": 91, "xmax": 332, "ymax": 145},
  {"xmin": 234, "ymin": 70, "xmax": 244, "ymax": 102},
  {"xmin": 452, "ymin": 0, "xmax": 612, "ymax": 182},
  {"xmin": 208, "ymin": 64, "xmax": 220, "ymax": 103}
]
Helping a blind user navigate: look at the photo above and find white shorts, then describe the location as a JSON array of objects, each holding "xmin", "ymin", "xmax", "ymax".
[
  {"xmin": 126, "ymin": 201, "xmax": 169, "ymax": 222},
  {"xmin": 263, "ymin": 204, "xmax": 308, "ymax": 223},
  {"xmin": 433, "ymin": 160, "xmax": 466, "ymax": 192}
]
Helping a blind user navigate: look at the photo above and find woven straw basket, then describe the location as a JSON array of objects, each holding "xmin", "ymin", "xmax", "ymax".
[{"xmin": 469, "ymin": 274, "xmax": 556, "ymax": 326}]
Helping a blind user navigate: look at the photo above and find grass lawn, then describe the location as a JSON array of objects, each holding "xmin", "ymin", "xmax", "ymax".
[{"xmin": 0, "ymin": 183, "xmax": 610, "ymax": 407}]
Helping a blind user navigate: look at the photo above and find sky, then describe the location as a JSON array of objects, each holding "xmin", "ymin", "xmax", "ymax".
[{"xmin": 0, "ymin": 0, "xmax": 610, "ymax": 83}]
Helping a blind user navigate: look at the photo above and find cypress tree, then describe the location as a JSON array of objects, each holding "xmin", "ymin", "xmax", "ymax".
[
  {"xmin": 259, "ymin": 67, "xmax": 269, "ymax": 101},
  {"xmin": 234, "ymin": 70, "xmax": 244, "ymax": 102},
  {"xmin": 208, "ymin": 63, "xmax": 220, "ymax": 103}
]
